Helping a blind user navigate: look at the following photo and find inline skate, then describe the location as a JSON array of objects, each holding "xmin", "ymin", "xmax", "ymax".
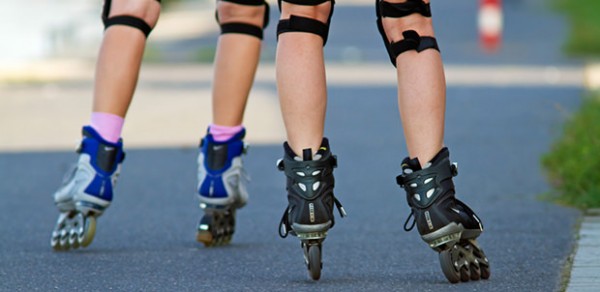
[
  {"xmin": 278, "ymin": 139, "xmax": 346, "ymax": 280},
  {"xmin": 196, "ymin": 129, "xmax": 249, "ymax": 246},
  {"xmin": 51, "ymin": 126, "xmax": 125, "ymax": 250},
  {"xmin": 397, "ymin": 147, "xmax": 490, "ymax": 283}
]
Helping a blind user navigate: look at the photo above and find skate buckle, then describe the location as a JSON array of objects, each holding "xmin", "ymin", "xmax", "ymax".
[
  {"xmin": 297, "ymin": 231, "xmax": 327, "ymax": 240},
  {"xmin": 428, "ymin": 232, "xmax": 461, "ymax": 249}
]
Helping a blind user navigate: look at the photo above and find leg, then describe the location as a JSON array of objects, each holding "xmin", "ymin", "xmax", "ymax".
[
  {"xmin": 196, "ymin": 0, "xmax": 269, "ymax": 247},
  {"xmin": 51, "ymin": 0, "xmax": 161, "ymax": 251},
  {"xmin": 212, "ymin": 0, "xmax": 269, "ymax": 126},
  {"xmin": 275, "ymin": 0, "xmax": 346, "ymax": 281},
  {"xmin": 376, "ymin": 0, "xmax": 490, "ymax": 283},
  {"xmin": 276, "ymin": 0, "xmax": 333, "ymax": 155},
  {"xmin": 94, "ymin": 0, "xmax": 161, "ymax": 117},
  {"xmin": 377, "ymin": 0, "xmax": 443, "ymax": 164}
]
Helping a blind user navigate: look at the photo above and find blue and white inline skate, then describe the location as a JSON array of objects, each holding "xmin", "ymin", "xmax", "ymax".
[
  {"xmin": 397, "ymin": 147, "xmax": 490, "ymax": 283},
  {"xmin": 196, "ymin": 129, "xmax": 249, "ymax": 246},
  {"xmin": 51, "ymin": 126, "xmax": 125, "ymax": 250}
]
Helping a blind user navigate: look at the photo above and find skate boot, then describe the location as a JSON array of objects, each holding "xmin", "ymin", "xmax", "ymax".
[
  {"xmin": 51, "ymin": 126, "xmax": 125, "ymax": 251},
  {"xmin": 396, "ymin": 147, "xmax": 490, "ymax": 283},
  {"xmin": 278, "ymin": 139, "xmax": 347, "ymax": 280},
  {"xmin": 196, "ymin": 129, "xmax": 249, "ymax": 247}
]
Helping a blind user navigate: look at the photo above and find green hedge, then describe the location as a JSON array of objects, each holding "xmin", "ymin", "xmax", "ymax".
[
  {"xmin": 555, "ymin": 0, "xmax": 600, "ymax": 56},
  {"xmin": 542, "ymin": 96, "xmax": 600, "ymax": 208}
]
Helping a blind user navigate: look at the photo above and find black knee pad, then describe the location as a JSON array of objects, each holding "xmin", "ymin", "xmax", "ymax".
[
  {"xmin": 102, "ymin": 0, "xmax": 161, "ymax": 38},
  {"xmin": 276, "ymin": 0, "xmax": 334, "ymax": 46},
  {"xmin": 375, "ymin": 0, "xmax": 439, "ymax": 67},
  {"xmin": 216, "ymin": 0, "xmax": 270, "ymax": 40}
]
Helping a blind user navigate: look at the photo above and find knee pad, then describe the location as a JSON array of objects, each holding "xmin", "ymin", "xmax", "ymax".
[
  {"xmin": 276, "ymin": 0, "xmax": 335, "ymax": 46},
  {"xmin": 216, "ymin": 0, "xmax": 270, "ymax": 40},
  {"xmin": 375, "ymin": 0, "xmax": 439, "ymax": 67},
  {"xmin": 102, "ymin": 0, "xmax": 161, "ymax": 38}
]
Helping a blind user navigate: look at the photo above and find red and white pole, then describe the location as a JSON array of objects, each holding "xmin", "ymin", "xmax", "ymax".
[{"xmin": 479, "ymin": 0, "xmax": 503, "ymax": 53}]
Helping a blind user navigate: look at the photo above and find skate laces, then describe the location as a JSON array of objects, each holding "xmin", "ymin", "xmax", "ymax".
[
  {"xmin": 397, "ymin": 157, "xmax": 424, "ymax": 232},
  {"xmin": 403, "ymin": 210, "xmax": 416, "ymax": 231}
]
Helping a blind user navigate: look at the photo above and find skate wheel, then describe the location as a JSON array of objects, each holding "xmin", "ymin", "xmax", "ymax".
[
  {"xmin": 469, "ymin": 263, "xmax": 481, "ymax": 281},
  {"xmin": 51, "ymin": 229, "xmax": 64, "ymax": 251},
  {"xmin": 59, "ymin": 228, "xmax": 71, "ymax": 250},
  {"xmin": 223, "ymin": 235, "xmax": 232, "ymax": 245},
  {"xmin": 197, "ymin": 230, "xmax": 214, "ymax": 247},
  {"xmin": 51, "ymin": 213, "xmax": 72, "ymax": 251},
  {"xmin": 307, "ymin": 245, "xmax": 322, "ymax": 281},
  {"xmin": 439, "ymin": 250, "xmax": 460, "ymax": 284},
  {"xmin": 51, "ymin": 234, "xmax": 64, "ymax": 251},
  {"xmin": 196, "ymin": 210, "xmax": 236, "ymax": 247},
  {"xmin": 470, "ymin": 240, "xmax": 490, "ymax": 280},
  {"xmin": 78, "ymin": 215, "xmax": 96, "ymax": 247},
  {"xmin": 197, "ymin": 214, "xmax": 215, "ymax": 247},
  {"xmin": 69, "ymin": 229, "xmax": 80, "ymax": 249},
  {"xmin": 459, "ymin": 265, "xmax": 470, "ymax": 282},
  {"xmin": 480, "ymin": 262, "xmax": 491, "ymax": 280},
  {"xmin": 69, "ymin": 214, "xmax": 85, "ymax": 249}
]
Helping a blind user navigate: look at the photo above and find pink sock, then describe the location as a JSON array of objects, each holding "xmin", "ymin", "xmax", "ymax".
[
  {"xmin": 90, "ymin": 112, "xmax": 125, "ymax": 143},
  {"xmin": 209, "ymin": 124, "xmax": 243, "ymax": 142}
]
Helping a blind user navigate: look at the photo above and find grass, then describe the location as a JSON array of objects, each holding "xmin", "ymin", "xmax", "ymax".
[
  {"xmin": 554, "ymin": 0, "xmax": 600, "ymax": 56},
  {"xmin": 542, "ymin": 0, "xmax": 600, "ymax": 209},
  {"xmin": 542, "ymin": 95, "xmax": 600, "ymax": 209}
]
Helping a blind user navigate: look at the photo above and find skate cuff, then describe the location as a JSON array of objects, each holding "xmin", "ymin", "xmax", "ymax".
[{"xmin": 396, "ymin": 156, "xmax": 457, "ymax": 209}]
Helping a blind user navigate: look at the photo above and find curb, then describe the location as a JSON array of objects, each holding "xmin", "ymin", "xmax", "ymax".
[
  {"xmin": 565, "ymin": 63, "xmax": 600, "ymax": 291},
  {"xmin": 566, "ymin": 210, "xmax": 600, "ymax": 292}
]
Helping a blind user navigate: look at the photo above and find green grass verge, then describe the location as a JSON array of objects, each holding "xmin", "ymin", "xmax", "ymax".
[
  {"xmin": 542, "ymin": 95, "xmax": 600, "ymax": 209},
  {"xmin": 543, "ymin": 0, "xmax": 600, "ymax": 209},
  {"xmin": 554, "ymin": 0, "xmax": 600, "ymax": 56}
]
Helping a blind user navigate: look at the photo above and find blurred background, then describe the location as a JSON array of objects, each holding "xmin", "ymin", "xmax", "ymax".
[
  {"xmin": 0, "ymin": 0, "xmax": 597, "ymax": 207},
  {"xmin": 1, "ymin": 0, "xmax": 577, "ymax": 66},
  {"xmin": 1, "ymin": 1, "xmax": 599, "ymax": 290}
]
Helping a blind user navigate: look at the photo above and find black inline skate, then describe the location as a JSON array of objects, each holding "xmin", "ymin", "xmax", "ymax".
[
  {"xmin": 196, "ymin": 129, "xmax": 248, "ymax": 247},
  {"xmin": 396, "ymin": 147, "xmax": 490, "ymax": 283},
  {"xmin": 278, "ymin": 139, "xmax": 347, "ymax": 280}
]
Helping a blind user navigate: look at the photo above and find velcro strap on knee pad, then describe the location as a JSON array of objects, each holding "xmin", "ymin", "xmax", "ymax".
[
  {"xmin": 102, "ymin": 0, "xmax": 160, "ymax": 38},
  {"xmin": 377, "ymin": 28, "xmax": 439, "ymax": 67},
  {"xmin": 376, "ymin": 0, "xmax": 437, "ymax": 66},
  {"xmin": 390, "ymin": 30, "xmax": 439, "ymax": 56},
  {"xmin": 103, "ymin": 16, "xmax": 153, "ymax": 37},
  {"xmin": 223, "ymin": 0, "xmax": 264, "ymax": 5},
  {"xmin": 276, "ymin": 0, "xmax": 334, "ymax": 46},
  {"xmin": 277, "ymin": 16, "xmax": 330, "ymax": 44},
  {"xmin": 279, "ymin": 0, "xmax": 329, "ymax": 5},
  {"xmin": 378, "ymin": 0, "xmax": 431, "ymax": 18},
  {"xmin": 221, "ymin": 23, "xmax": 265, "ymax": 39},
  {"xmin": 215, "ymin": 0, "xmax": 270, "ymax": 39}
]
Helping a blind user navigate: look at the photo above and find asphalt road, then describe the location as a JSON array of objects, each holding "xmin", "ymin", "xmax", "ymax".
[
  {"xmin": 0, "ymin": 85, "xmax": 582, "ymax": 291},
  {"xmin": 0, "ymin": 0, "xmax": 584, "ymax": 291}
]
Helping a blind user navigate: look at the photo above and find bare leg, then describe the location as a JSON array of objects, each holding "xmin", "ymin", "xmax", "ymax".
[
  {"xmin": 212, "ymin": 1, "xmax": 265, "ymax": 126},
  {"xmin": 93, "ymin": 0, "xmax": 161, "ymax": 117},
  {"xmin": 276, "ymin": 2, "xmax": 332, "ymax": 155},
  {"xmin": 381, "ymin": 0, "xmax": 445, "ymax": 164}
]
